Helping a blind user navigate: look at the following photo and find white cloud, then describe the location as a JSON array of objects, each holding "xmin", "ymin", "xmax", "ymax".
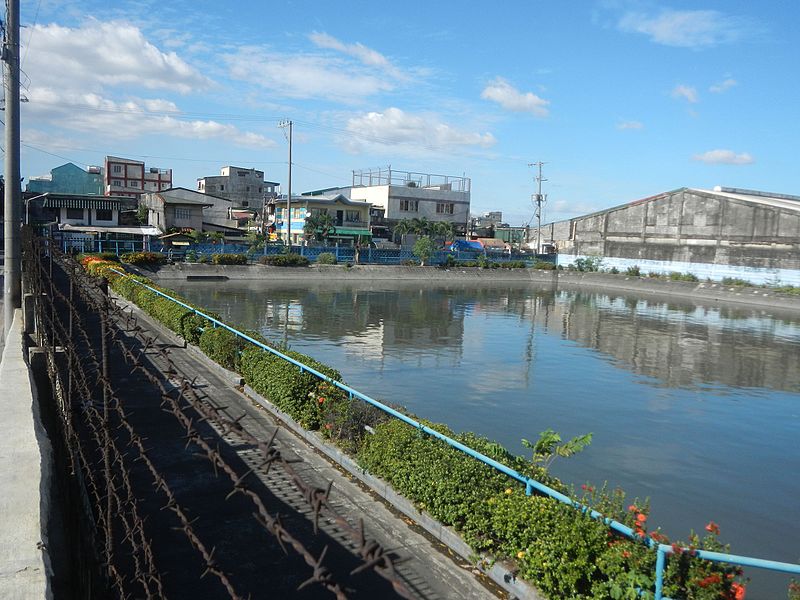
[
  {"xmin": 344, "ymin": 107, "xmax": 495, "ymax": 154},
  {"xmin": 709, "ymin": 78, "xmax": 737, "ymax": 93},
  {"xmin": 309, "ymin": 32, "xmax": 407, "ymax": 81},
  {"xmin": 616, "ymin": 120, "xmax": 643, "ymax": 130},
  {"xmin": 481, "ymin": 77, "xmax": 550, "ymax": 117},
  {"xmin": 692, "ymin": 149, "xmax": 754, "ymax": 165},
  {"xmin": 223, "ymin": 46, "xmax": 395, "ymax": 103},
  {"xmin": 24, "ymin": 90, "xmax": 274, "ymax": 148},
  {"xmin": 671, "ymin": 84, "xmax": 698, "ymax": 103},
  {"xmin": 618, "ymin": 9, "xmax": 745, "ymax": 48},
  {"xmin": 25, "ymin": 20, "xmax": 211, "ymax": 94}
]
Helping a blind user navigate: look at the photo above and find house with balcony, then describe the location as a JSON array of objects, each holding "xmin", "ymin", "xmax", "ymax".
[
  {"xmin": 267, "ymin": 194, "xmax": 371, "ymax": 246},
  {"xmin": 141, "ymin": 189, "xmax": 212, "ymax": 233},
  {"xmin": 105, "ymin": 156, "xmax": 172, "ymax": 199}
]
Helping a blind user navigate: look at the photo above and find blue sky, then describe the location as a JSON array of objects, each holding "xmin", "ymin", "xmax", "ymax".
[{"xmin": 14, "ymin": 0, "xmax": 800, "ymax": 225}]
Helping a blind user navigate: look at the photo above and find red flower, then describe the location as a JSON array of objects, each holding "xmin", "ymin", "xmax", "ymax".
[
  {"xmin": 622, "ymin": 550, "xmax": 631, "ymax": 558},
  {"xmin": 318, "ymin": 396, "xmax": 325, "ymax": 404},
  {"xmin": 636, "ymin": 513, "xmax": 647, "ymax": 523},
  {"xmin": 671, "ymin": 543, "xmax": 683, "ymax": 555},
  {"xmin": 731, "ymin": 582, "xmax": 746, "ymax": 600},
  {"xmin": 705, "ymin": 521, "xmax": 720, "ymax": 535},
  {"xmin": 324, "ymin": 423, "xmax": 332, "ymax": 430},
  {"xmin": 628, "ymin": 504, "xmax": 637, "ymax": 512}
]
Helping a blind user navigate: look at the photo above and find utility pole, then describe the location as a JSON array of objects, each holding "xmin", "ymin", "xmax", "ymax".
[
  {"xmin": 528, "ymin": 162, "xmax": 547, "ymax": 254},
  {"xmin": 278, "ymin": 120, "xmax": 293, "ymax": 247},
  {"xmin": 4, "ymin": 0, "xmax": 21, "ymax": 339}
]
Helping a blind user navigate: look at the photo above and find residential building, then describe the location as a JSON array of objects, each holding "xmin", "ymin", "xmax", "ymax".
[
  {"xmin": 530, "ymin": 186, "xmax": 800, "ymax": 275},
  {"xmin": 197, "ymin": 166, "xmax": 278, "ymax": 212},
  {"xmin": 105, "ymin": 156, "xmax": 172, "ymax": 199},
  {"xmin": 309, "ymin": 168, "xmax": 470, "ymax": 240},
  {"xmin": 27, "ymin": 163, "xmax": 104, "ymax": 195},
  {"xmin": 141, "ymin": 189, "xmax": 211, "ymax": 232},
  {"xmin": 267, "ymin": 194, "xmax": 371, "ymax": 246}
]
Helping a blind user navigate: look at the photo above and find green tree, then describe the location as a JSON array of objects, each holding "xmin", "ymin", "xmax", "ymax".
[
  {"xmin": 412, "ymin": 236, "xmax": 436, "ymax": 266},
  {"xmin": 303, "ymin": 213, "xmax": 337, "ymax": 244},
  {"xmin": 393, "ymin": 219, "xmax": 414, "ymax": 243},
  {"xmin": 522, "ymin": 429, "xmax": 593, "ymax": 472}
]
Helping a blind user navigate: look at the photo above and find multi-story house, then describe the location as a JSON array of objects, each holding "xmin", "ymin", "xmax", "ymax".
[
  {"xmin": 141, "ymin": 189, "xmax": 211, "ymax": 233},
  {"xmin": 267, "ymin": 194, "xmax": 371, "ymax": 246},
  {"xmin": 104, "ymin": 156, "xmax": 172, "ymax": 199},
  {"xmin": 27, "ymin": 163, "xmax": 104, "ymax": 195},
  {"xmin": 312, "ymin": 168, "xmax": 471, "ymax": 240},
  {"xmin": 196, "ymin": 166, "xmax": 279, "ymax": 212}
]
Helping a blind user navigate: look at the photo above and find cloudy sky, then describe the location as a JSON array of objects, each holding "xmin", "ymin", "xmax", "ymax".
[{"xmin": 12, "ymin": 0, "xmax": 800, "ymax": 224}]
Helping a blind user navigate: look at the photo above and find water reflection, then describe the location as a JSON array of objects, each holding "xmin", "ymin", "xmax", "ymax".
[{"xmin": 175, "ymin": 280, "xmax": 800, "ymax": 393}]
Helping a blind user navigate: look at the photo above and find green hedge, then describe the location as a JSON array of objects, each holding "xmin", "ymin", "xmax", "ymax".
[
  {"xmin": 258, "ymin": 254, "xmax": 310, "ymax": 267},
  {"xmin": 120, "ymin": 251, "xmax": 166, "ymax": 267},
  {"xmin": 212, "ymin": 253, "xmax": 248, "ymax": 265}
]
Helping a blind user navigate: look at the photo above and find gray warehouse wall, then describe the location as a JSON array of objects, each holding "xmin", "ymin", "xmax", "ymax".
[{"xmin": 533, "ymin": 189, "xmax": 800, "ymax": 271}]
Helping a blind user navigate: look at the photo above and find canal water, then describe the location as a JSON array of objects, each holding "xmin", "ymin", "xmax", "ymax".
[{"xmin": 169, "ymin": 279, "xmax": 800, "ymax": 597}]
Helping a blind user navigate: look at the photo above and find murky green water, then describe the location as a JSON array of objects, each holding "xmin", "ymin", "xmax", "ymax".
[{"xmin": 169, "ymin": 279, "xmax": 800, "ymax": 597}]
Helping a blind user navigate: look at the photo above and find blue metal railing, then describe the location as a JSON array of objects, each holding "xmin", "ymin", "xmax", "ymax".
[{"xmin": 109, "ymin": 268, "xmax": 800, "ymax": 599}]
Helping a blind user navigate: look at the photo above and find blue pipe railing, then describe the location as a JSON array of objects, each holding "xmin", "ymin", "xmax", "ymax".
[{"xmin": 109, "ymin": 268, "xmax": 800, "ymax": 599}]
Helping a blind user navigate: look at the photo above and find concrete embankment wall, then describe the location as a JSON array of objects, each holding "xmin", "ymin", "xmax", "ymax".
[
  {"xmin": 147, "ymin": 263, "xmax": 800, "ymax": 313},
  {"xmin": 0, "ymin": 310, "xmax": 53, "ymax": 599}
]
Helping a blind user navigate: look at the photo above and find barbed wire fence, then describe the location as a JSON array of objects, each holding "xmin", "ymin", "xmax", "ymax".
[{"xmin": 22, "ymin": 231, "xmax": 414, "ymax": 599}]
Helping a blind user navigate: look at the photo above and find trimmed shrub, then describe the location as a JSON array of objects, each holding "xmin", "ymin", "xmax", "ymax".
[
  {"xmin": 199, "ymin": 326, "xmax": 246, "ymax": 372},
  {"xmin": 239, "ymin": 345, "xmax": 341, "ymax": 429},
  {"xmin": 212, "ymin": 253, "xmax": 248, "ymax": 265},
  {"xmin": 533, "ymin": 261, "xmax": 556, "ymax": 270},
  {"xmin": 258, "ymin": 254, "xmax": 310, "ymax": 267},
  {"xmin": 120, "ymin": 251, "xmax": 166, "ymax": 267},
  {"xmin": 625, "ymin": 265, "xmax": 641, "ymax": 277},
  {"xmin": 316, "ymin": 252, "xmax": 337, "ymax": 265}
]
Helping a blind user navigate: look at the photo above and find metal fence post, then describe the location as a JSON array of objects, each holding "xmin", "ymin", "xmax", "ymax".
[{"xmin": 654, "ymin": 545, "xmax": 665, "ymax": 600}]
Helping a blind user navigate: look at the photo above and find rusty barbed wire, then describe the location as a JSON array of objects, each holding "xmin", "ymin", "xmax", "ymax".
[{"xmin": 22, "ymin": 234, "xmax": 415, "ymax": 599}]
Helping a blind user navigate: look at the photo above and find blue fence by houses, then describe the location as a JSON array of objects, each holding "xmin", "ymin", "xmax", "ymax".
[{"xmin": 56, "ymin": 234, "xmax": 554, "ymax": 267}]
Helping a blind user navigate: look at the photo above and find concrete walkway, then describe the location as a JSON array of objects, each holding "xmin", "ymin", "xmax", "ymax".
[{"xmin": 0, "ymin": 310, "xmax": 53, "ymax": 599}]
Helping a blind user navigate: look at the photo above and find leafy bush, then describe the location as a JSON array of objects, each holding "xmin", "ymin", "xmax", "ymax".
[
  {"xmin": 412, "ymin": 236, "xmax": 436, "ymax": 266},
  {"xmin": 773, "ymin": 285, "xmax": 800, "ymax": 296},
  {"xmin": 212, "ymin": 253, "xmax": 248, "ymax": 265},
  {"xmin": 185, "ymin": 249, "xmax": 198, "ymax": 262},
  {"xmin": 401, "ymin": 259, "xmax": 418, "ymax": 266},
  {"xmin": 316, "ymin": 252, "xmax": 337, "ymax": 265},
  {"xmin": 573, "ymin": 256, "xmax": 603, "ymax": 272},
  {"xmin": 239, "ymin": 345, "xmax": 341, "ymax": 429},
  {"xmin": 500, "ymin": 261, "xmax": 528, "ymax": 269},
  {"xmin": 258, "ymin": 254, "xmax": 310, "ymax": 267},
  {"xmin": 477, "ymin": 254, "xmax": 489, "ymax": 269},
  {"xmin": 668, "ymin": 272, "xmax": 699, "ymax": 282},
  {"xmin": 533, "ymin": 260, "xmax": 556, "ymax": 270},
  {"xmin": 721, "ymin": 277, "xmax": 751, "ymax": 287},
  {"xmin": 120, "ymin": 251, "xmax": 167, "ymax": 267},
  {"xmin": 608, "ymin": 266, "xmax": 620, "ymax": 274},
  {"xmin": 199, "ymin": 326, "xmax": 246, "ymax": 372},
  {"xmin": 626, "ymin": 265, "xmax": 641, "ymax": 277}
]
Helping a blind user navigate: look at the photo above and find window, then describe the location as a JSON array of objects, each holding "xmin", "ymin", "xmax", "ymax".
[
  {"xmin": 113, "ymin": 179, "xmax": 123, "ymax": 187},
  {"xmin": 399, "ymin": 199, "xmax": 418, "ymax": 212},
  {"xmin": 129, "ymin": 180, "xmax": 139, "ymax": 188},
  {"xmin": 241, "ymin": 201, "xmax": 249, "ymax": 207},
  {"xmin": 310, "ymin": 208, "xmax": 327, "ymax": 218},
  {"xmin": 174, "ymin": 207, "xmax": 191, "ymax": 220},
  {"xmin": 246, "ymin": 186, "xmax": 250, "ymax": 192},
  {"xmin": 436, "ymin": 202, "xmax": 454, "ymax": 214},
  {"xmin": 258, "ymin": 187, "xmax": 262, "ymax": 193},
  {"xmin": 345, "ymin": 210, "xmax": 360, "ymax": 223},
  {"xmin": 112, "ymin": 165, "xmax": 122, "ymax": 173},
  {"xmin": 276, "ymin": 207, "xmax": 284, "ymax": 219},
  {"xmin": 292, "ymin": 207, "xmax": 305, "ymax": 219},
  {"xmin": 66, "ymin": 207, "xmax": 83, "ymax": 220},
  {"xmin": 95, "ymin": 209, "xmax": 113, "ymax": 221},
  {"xmin": 220, "ymin": 184, "xmax": 224, "ymax": 191}
]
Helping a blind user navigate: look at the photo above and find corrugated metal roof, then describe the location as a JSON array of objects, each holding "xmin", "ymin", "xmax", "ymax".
[
  {"xmin": 692, "ymin": 188, "xmax": 800, "ymax": 213},
  {"xmin": 43, "ymin": 195, "xmax": 121, "ymax": 210}
]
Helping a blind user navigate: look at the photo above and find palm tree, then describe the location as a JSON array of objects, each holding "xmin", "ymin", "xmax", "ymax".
[
  {"xmin": 304, "ymin": 213, "xmax": 336, "ymax": 244},
  {"xmin": 392, "ymin": 219, "xmax": 414, "ymax": 243},
  {"xmin": 433, "ymin": 221, "xmax": 455, "ymax": 242},
  {"xmin": 410, "ymin": 217, "xmax": 433, "ymax": 236}
]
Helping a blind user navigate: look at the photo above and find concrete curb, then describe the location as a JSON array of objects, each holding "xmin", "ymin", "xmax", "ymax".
[{"xmin": 0, "ymin": 310, "xmax": 53, "ymax": 600}]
